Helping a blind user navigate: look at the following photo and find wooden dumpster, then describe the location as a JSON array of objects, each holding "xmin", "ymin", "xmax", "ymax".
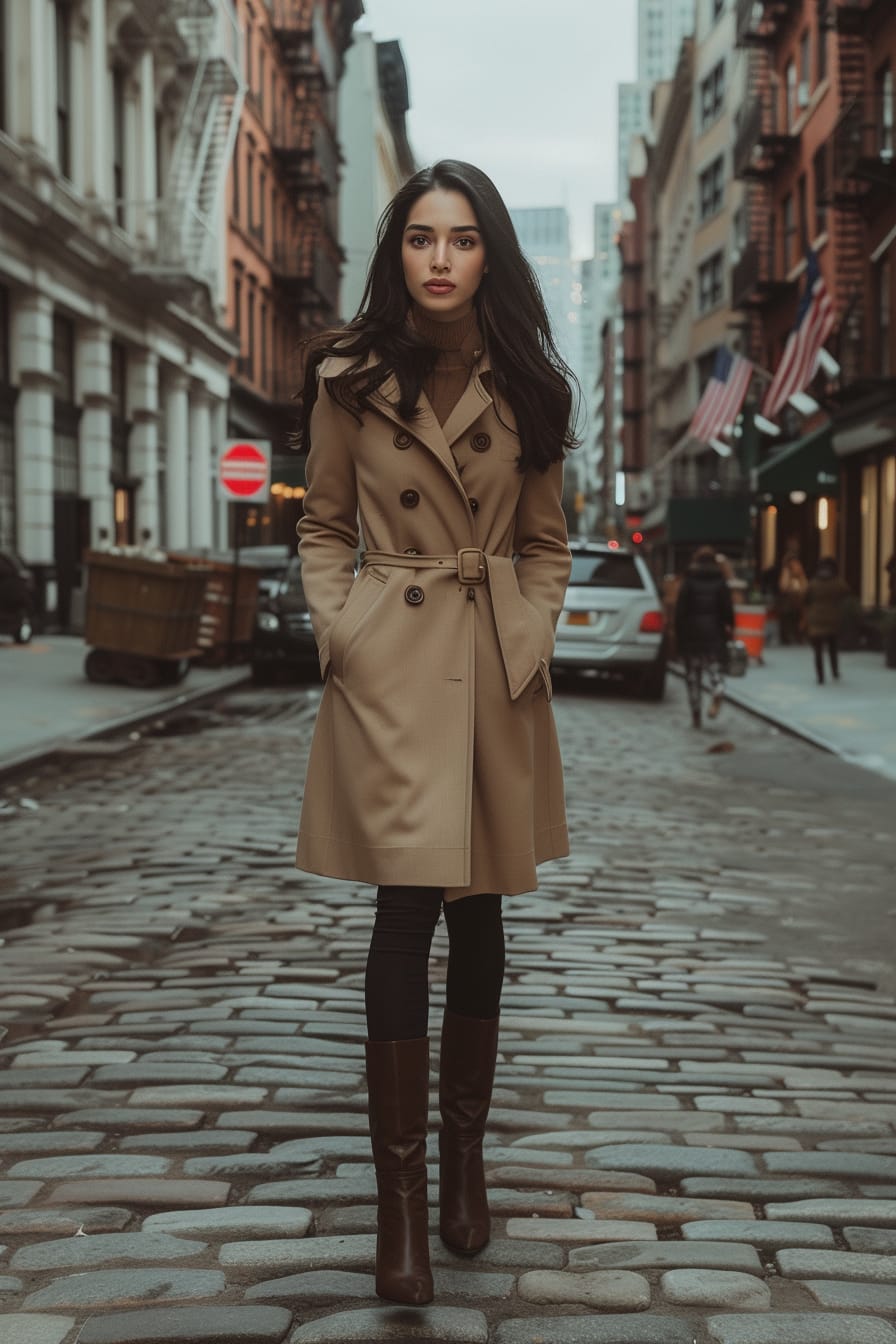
[{"xmin": 83, "ymin": 550, "xmax": 209, "ymax": 687}]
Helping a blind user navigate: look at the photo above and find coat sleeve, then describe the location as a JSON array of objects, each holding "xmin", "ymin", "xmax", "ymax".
[
  {"xmin": 296, "ymin": 383, "xmax": 359, "ymax": 679},
  {"xmin": 512, "ymin": 460, "xmax": 571, "ymax": 656}
]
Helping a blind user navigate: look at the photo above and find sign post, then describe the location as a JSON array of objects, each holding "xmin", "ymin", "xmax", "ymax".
[{"xmin": 218, "ymin": 441, "xmax": 271, "ymax": 662}]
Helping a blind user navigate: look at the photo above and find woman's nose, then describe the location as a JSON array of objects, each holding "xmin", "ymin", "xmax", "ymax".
[{"xmin": 431, "ymin": 244, "xmax": 450, "ymax": 270}]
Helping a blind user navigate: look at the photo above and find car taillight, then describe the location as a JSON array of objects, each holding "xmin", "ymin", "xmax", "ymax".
[{"xmin": 640, "ymin": 610, "xmax": 664, "ymax": 633}]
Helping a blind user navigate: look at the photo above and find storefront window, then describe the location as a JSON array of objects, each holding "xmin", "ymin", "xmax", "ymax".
[
  {"xmin": 861, "ymin": 462, "xmax": 879, "ymax": 607},
  {"xmin": 881, "ymin": 457, "xmax": 895, "ymax": 605}
]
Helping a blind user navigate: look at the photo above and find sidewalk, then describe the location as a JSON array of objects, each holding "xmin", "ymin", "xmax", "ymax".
[
  {"xmin": 0, "ymin": 636, "xmax": 249, "ymax": 774},
  {"xmin": 717, "ymin": 644, "xmax": 896, "ymax": 783}
]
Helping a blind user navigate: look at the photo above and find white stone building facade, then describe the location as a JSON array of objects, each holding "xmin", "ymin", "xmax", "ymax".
[
  {"xmin": 338, "ymin": 30, "xmax": 414, "ymax": 321},
  {"xmin": 0, "ymin": 0, "xmax": 244, "ymax": 626}
]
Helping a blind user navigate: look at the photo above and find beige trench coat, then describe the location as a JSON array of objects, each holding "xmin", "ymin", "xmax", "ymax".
[{"xmin": 295, "ymin": 349, "xmax": 571, "ymax": 900}]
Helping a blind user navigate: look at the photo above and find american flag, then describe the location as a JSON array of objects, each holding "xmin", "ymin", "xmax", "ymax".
[
  {"xmin": 761, "ymin": 249, "xmax": 835, "ymax": 420},
  {"xmin": 688, "ymin": 347, "xmax": 754, "ymax": 444}
]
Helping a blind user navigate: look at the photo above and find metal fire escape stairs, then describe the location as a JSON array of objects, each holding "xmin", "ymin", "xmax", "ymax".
[{"xmin": 144, "ymin": 0, "xmax": 246, "ymax": 295}]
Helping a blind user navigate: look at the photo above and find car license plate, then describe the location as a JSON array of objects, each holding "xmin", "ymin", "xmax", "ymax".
[{"xmin": 566, "ymin": 611, "xmax": 593, "ymax": 626}]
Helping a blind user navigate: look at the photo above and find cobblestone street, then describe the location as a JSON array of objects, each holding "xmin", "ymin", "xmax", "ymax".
[{"xmin": 1, "ymin": 679, "xmax": 895, "ymax": 1344}]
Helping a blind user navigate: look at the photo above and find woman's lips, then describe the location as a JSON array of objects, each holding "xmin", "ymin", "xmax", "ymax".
[{"xmin": 424, "ymin": 282, "xmax": 456, "ymax": 293}]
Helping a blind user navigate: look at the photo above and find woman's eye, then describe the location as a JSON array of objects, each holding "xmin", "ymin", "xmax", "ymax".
[
  {"xmin": 455, "ymin": 237, "xmax": 476, "ymax": 249},
  {"xmin": 410, "ymin": 235, "xmax": 429, "ymax": 247}
]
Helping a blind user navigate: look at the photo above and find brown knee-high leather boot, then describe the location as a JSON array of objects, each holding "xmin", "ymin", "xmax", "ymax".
[
  {"xmin": 438, "ymin": 1010, "xmax": 500, "ymax": 1254},
  {"xmin": 364, "ymin": 1036, "xmax": 433, "ymax": 1304}
]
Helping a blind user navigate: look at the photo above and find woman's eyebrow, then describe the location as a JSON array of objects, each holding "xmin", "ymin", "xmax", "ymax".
[{"xmin": 404, "ymin": 223, "xmax": 482, "ymax": 233}]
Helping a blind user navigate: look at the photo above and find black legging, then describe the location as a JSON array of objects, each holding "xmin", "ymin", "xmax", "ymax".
[{"xmin": 365, "ymin": 885, "xmax": 505, "ymax": 1041}]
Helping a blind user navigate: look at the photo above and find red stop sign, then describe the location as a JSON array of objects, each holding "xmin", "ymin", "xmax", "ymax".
[{"xmin": 219, "ymin": 441, "xmax": 270, "ymax": 500}]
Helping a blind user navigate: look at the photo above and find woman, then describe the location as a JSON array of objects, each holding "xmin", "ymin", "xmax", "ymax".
[
  {"xmin": 294, "ymin": 161, "xmax": 575, "ymax": 1305},
  {"xmin": 805, "ymin": 557, "xmax": 850, "ymax": 684},
  {"xmin": 778, "ymin": 551, "xmax": 809, "ymax": 645},
  {"xmin": 675, "ymin": 545, "xmax": 734, "ymax": 729}
]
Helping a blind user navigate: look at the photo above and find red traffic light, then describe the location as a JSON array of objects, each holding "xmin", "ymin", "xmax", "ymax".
[{"xmin": 631, "ymin": 531, "xmax": 644, "ymax": 544}]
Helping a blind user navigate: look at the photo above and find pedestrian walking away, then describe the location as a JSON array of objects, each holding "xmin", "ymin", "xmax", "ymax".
[
  {"xmin": 805, "ymin": 555, "xmax": 851, "ymax": 684},
  {"xmin": 777, "ymin": 550, "xmax": 809, "ymax": 645},
  {"xmin": 293, "ymin": 160, "xmax": 576, "ymax": 1306},
  {"xmin": 675, "ymin": 544, "xmax": 734, "ymax": 729}
]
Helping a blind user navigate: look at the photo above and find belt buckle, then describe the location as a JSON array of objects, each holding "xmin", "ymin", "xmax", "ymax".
[{"xmin": 458, "ymin": 548, "xmax": 486, "ymax": 584}]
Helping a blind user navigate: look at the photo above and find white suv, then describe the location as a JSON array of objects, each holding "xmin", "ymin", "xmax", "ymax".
[{"xmin": 551, "ymin": 541, "xmax": 667, "ymax": 699}]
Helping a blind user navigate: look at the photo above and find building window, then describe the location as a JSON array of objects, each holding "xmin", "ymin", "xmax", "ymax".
[
  {"xmin": 877, "ymin": 63, "xmax": 894, "ymax": 162},
  {"xmin": 813, "ymin": 145, "xmax": 828, "ymax": 236},
  {"xmin": 785, "ymin": 59, "xmax": 797, "ymax": 127},
  {"xmin": 817, "ymin": 0, "xmax": 828, "ymax": 83},
  {"xmin": 247, "ymin": 286, "xmax": 256, "ymax": 383},
  {"xmin": 110, "ymin": 341, "xmax": 129, "ymax": 479},
  {"xmin": 797, "ymin": 173, "xmax": 808, "ymax": 253},
  {"xmin": 52, "ymin": 314, "xmax": 79, "ymax": 494},
  {"xmin": 233, "ymin": 270, "xmax": 242, "ymax": 341},
  {"xmin": 877, "ymin": 256, "xmax": 891, "ymax": 377},
  {"xmin": 799, "ymin": 29, "xmax": 811, "ymax": 102},
  {"xmin": 699, "ymin": 155, "xmax": 725, "ymax": 220},
  {"xmin": 112, "ymin": 68, "xmax": 126, "ymax": 228},
  {"xmin": 258, "ymin": 167, "xmax": 266, "ymax": 244},
  {"xmin": 782, "ymin": 193, "xmax": 796, "ymax": 269},
  {"xmin": 260, "ymin": 300, "xmax": 268, "ymax": 390},
  {"xmin": 258, "ymin": 47, "xmax": 265, "ymax": 116},
  {"xmin": 700, "ymin": 60, "xmax": 725, "ymax": 130},
  {"xmin": 246, "ymin": 146, "xmax": 254, "ymax": 231},
  {"xmin": 245, "ymin": 12, "xmax": 253, "ymax": 92},
  {"xmin": 698, "ymin": 251, "xmax": 724, "ymax": 313},
  {"xmin": 0, "ymin": 285, "xmax": 8, "ymax": 387},
  {"xmin": 0, "ymin": 286, "xmax": 13, "ymax": 550},
  {"xmin": 53, "ymin": 314, "xmax": 76, "ymax": 403},
  {"xmin": 0, "ymin": 0, "xmax": 7, "ymax": 133},
  {"xmin": 55, "ymin": 1, "xmax": 72, "ymax": 179},
  {"xmin": 232, "ymin": 134, "xmax": 240, "ymax": 221}
]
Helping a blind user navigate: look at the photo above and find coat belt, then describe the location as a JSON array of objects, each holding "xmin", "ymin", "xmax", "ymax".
[{"xmin": 361, "ymin": 549, "xmax": 545, "ymax": 700}]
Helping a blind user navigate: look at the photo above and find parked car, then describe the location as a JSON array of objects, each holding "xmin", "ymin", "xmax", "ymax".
[
  {"xmin": 0, "ymin": 548, "xmax": 36, "ymax": 644},
  {"xmin": 250, "ymin": 555, "xmax": 319, "ymax": 682},
  {"xmin": 551, "ymin": 541, "xmax": 667, "ymax": 699}
]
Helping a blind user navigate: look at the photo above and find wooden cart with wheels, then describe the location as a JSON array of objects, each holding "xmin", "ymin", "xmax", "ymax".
[{"xmin": 83, "ymin": 550, "xmax": 209, "ymax": 687}]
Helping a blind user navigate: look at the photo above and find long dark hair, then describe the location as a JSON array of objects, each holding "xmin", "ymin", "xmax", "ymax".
[{"xmin": 296, "ymin": 160, "xmax": 579, "ymax": 472}]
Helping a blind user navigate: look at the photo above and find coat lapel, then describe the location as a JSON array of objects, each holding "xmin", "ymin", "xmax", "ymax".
[
  {"xmin": 320, "ymin": 350, "xmax": 495, "ymax": 501},
  {"xmin": 441, "ymin": 370, "xmax": 493, "ymax": 450}
]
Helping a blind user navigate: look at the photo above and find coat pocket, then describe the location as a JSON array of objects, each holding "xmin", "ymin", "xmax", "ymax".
[{"xmin": 327, "ymin": 567, "xmax": 389, "ymax": 681}]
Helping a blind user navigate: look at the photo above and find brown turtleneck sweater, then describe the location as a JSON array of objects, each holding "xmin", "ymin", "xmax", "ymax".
[{"xmin": 411, "ymin": 304, "xmax": 483, "ymax": 427}]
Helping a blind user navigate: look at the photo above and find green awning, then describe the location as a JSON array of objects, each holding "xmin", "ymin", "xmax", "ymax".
[
  {"xmin": 666, "ymin": 496, "xmax": 751, "ymax": 545},
  {"xmin": 755, "ymin": 423, "xmax": 839, "ymax": 497},
  {"xmin": 270, "ymin": 455, "xmax": 307, "ymax": 489}
]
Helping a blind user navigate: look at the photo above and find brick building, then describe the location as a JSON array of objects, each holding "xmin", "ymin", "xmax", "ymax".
[{"xmin": 226, "ymin": 0, "xmax": 361, "ymax": 547}]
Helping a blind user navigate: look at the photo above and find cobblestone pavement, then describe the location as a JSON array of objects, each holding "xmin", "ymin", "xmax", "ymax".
[{"xmin": 0, "ymin": 679, "xmax": 894, "ymax": 1344}]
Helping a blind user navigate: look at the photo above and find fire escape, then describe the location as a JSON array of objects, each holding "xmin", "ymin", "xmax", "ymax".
[
  {"xmin": 141, "ymin": 0, "xmax": 246, "ymax": 294},
  {"xmin": 732, "ymin": 0, "xmax": 802, "ymax": 322},
  {"xmin": 267, "ymin": 0, "xmax": 354, "ymax": 325},
  {"xmin": 821, "ymin": 0, "xmax": 895, "ymax": 389}
]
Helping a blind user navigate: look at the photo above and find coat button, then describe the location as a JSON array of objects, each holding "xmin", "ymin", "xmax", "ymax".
[
  {"xmin": 400, "ymin": 489, "xmax": 420, "ymax": 508},
  {"xmin": 403, "ymin": 547, "xmax": 419, "ymax": 555},
  {"xmin": 393, "ymin": 430, "xmax": 413, "ymax": 450},
  {"xmin": 471, "ymin": 432, "xmax": 491, "ymax": 452},
  {"xmin": 404, "ymin": 585, "xmax": 425, "ymax": 605},
  {"xmin": 469, "ymin": 497, "xmax": 480, "ymax": 514}
]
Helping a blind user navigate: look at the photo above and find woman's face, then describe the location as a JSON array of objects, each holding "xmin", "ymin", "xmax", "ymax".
[{"xmin": 401, "ymin": 187, "xmax": 487, "ymax": 322}]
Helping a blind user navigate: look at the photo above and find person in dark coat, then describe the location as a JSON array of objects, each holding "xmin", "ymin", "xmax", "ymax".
[
  {"xmin": 675, "ymin": 545, "xmax": 735, "ymax": 728},
  {"xmin": 805, "ymin": 557, "xmax": 850, "ymax": 684}
]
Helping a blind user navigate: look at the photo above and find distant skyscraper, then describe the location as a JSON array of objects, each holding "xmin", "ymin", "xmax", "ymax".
[
  {"xmin": 509, "ymin": 206, "xmax": 581, "ymax": 378},
  {"xmin": 618, "ymin": 0, "xmax": 694, "ymax": 196},
  {"xmin": 637, "ymin": 0, "xmax": 695, "ymax": 84}
]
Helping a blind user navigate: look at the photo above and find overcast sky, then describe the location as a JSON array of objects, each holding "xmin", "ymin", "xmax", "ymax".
[{"xmin": 355, "ymin": 0, "xmax": 638, "ymax": 260}]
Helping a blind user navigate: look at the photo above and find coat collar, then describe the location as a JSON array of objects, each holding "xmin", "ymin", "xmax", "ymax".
[{"xmin": 318, "ymin": 349, "xmax": 494, "ymax": 492}]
